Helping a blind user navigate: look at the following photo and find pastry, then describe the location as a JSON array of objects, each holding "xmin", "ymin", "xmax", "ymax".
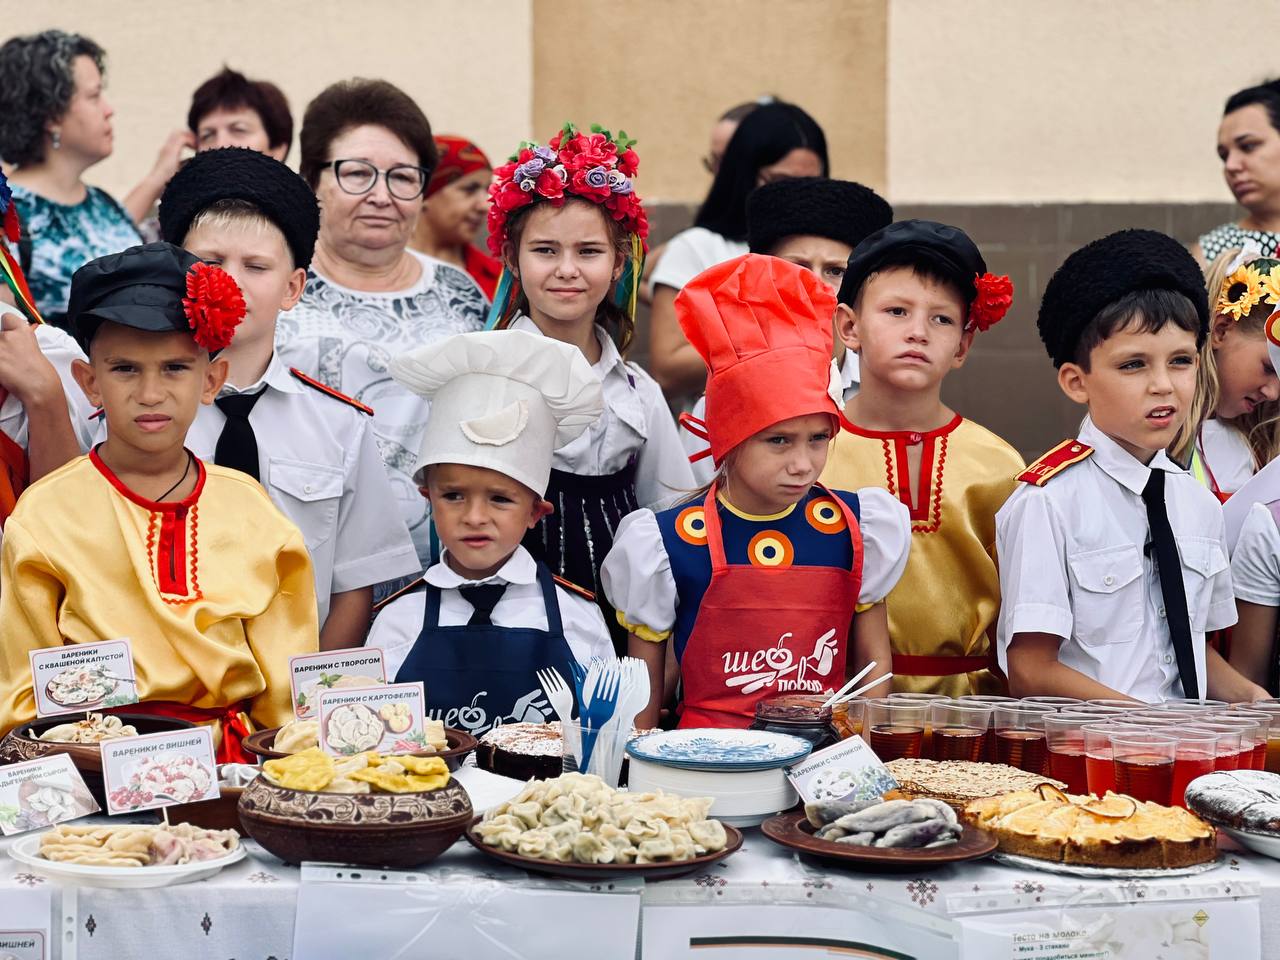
[
  {"xmin": 38, "ymin": 822, "xmax": 238, "ymax": 867},
  {"xmin": 37, "ymin": 713, "xmax": 137, "ymax": 743},
  {"xmin": 263, "ymin": 747, "xmax": 450, "ymax": 794},
  {"xmin": 805, "ymin": 798, "xmax": 961, "ymax": 848},
  {"xmin": 885, "ymin": 758, "xmax": 1065, "ymax": 810},
  {"xmin": 1184, "ymin": 769, "xmax": 1280, "ymax": 834}
]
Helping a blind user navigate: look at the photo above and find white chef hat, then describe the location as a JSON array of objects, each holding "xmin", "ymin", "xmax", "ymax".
[{"xmin": 390, "ymin": 329, "xmax": 604, "ymax": 497}]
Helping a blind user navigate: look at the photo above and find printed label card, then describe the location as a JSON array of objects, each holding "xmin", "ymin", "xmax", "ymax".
[
  {"xmin": 785, "ymin": 735, "xmax": 898, "ymax": 804},
  {"xmin": 29, "ymin": 639, "xmax": 138, "ymax": 717},
  {"xmin": 0, "ymin": 931, "xmax": 46, "ymax": 960},
  {"xmin": 0, "ymin": 754, "xmax": 99, "ymax": 836},
  {"xmin": 318, "ymin": 682, "xmax": 428, "ymax": 756},
  {"xmin": 289, "ymin": 647, "xmax": 387, "ymax": 719},
  {"xmin": 100, "ymin": 727, "xmax": 219, "ymax": 815}
]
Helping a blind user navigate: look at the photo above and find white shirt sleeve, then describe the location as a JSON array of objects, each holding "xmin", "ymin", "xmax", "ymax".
[
  {"xmin": 1231, "ymin": 502, "xmax": 1280, "ymax": 607},
  {"xmin": 852, "ymin": 488, "xmax": 911, "ymax": 604},
  {"xmin": 995, "ymin": 487, "xmax": 1075, "ymax": 661},
  {"xmin": 600, "ymin": 508, "xmax": 679, "ymax": 641},
  {"xmin": 631, "ymin": 365, "xmax": 695, "ymax": 507},
  {"xmin": 368, "ymin": 591, "xmax": 427, "ymax": 679},
  {"xmin": 649, "ymin": 228, "xmax": 716, "ymax": 293},
  {"xmin": 555, "ymin": 588, "xmax": 616, "ymax": 665}
]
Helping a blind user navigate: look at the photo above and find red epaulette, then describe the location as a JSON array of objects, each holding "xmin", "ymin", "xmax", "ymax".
[
  {"xmin": 90, "ymin": 407, "xmax": 104, "ymax": 421},
  {"xmin": 289, "ymin": 368, "xmax": 374, "ymax": 416},
  {"xmin": 1017, "ymin": 439, "xmax": 1093, "ymax": 486},
  {"xmin": 370, "ymin": 576, "xmax": 426, "ymax": 616},
  {"xmin": 553, "ymin": 575, "xmax": 596, "ymax": 603}
]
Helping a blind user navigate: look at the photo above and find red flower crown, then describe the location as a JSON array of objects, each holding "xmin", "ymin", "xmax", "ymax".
[
  {"xmin": 487, "ymin": 123, "xmax": 649, "ymax": 258},
  {"xmin": 183, "ymin": 262, "xmax": 245, "ymax": 352},
  {"xmin": 967, "ymin": 272, "xmax": 1014, "ymax": 332}
]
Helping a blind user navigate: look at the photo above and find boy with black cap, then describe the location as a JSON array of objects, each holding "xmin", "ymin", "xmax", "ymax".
[
  {"xmin": 996, "ymin": 229, "xmax": 1265, "ymax": 703},
  {"xmin": 0, "ymin": 242, "xmax": 320, "ymax": 755},
  {"xmin": 153, "ymin": 148, "xmax": 420, "ymax": 650},
  {"xmin": 820, "ymin": 220, "xmax": 1020, "ymax": 697}
]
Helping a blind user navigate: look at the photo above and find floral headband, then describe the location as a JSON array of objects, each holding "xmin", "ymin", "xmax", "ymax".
[
  {"xmin": 183, "ymin": 262, "xmax": 245, "ymax": 352},
  {"xmin": 1217, "ymin": 249, "xmax": 1280, "ymax": 323}
]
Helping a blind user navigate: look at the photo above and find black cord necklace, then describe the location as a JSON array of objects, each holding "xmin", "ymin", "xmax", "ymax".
[{"xmin": 156, "ymin": 451, "xmax": 194, "ymax": 502}]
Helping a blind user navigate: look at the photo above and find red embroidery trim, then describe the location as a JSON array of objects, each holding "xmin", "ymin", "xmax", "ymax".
[
  {"xmin": 916, "ymin": 434, "xmax": 948, "ymax": 535},
  {"xmin": 866, "ymin": 422, "xmax": 953, "ymax": 535},
  {"xmin": 880, "ymin": 440, "xmax": 896, "ymax": 497}
]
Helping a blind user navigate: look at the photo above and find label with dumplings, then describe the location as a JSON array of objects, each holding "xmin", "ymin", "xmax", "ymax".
[
  {"xmin": 317, "ymin": 681, "xmax": 428, "ymax": 756},
  {"xmin": 29, "ymin": 639, "xmax": 138, "ymax": 717},
  {"xmin": 0, "ymin": 754, "xmax": 99, "ymax": 836},
  {"xmin": 100, "ymin": 727, "xmax": 219, "ymax": 815},
  {"xmin": 0, "ymin": 931, "xmax": 45, "ymax": 960},
  {"xmin": 785, "ymin": 736, "xmax": 898, "ymax": 805},
  {"xmin": 289, "ymin": 648, "xmax": 387, "ymax": 719}
]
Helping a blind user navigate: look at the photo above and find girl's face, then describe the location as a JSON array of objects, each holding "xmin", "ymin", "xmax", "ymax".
[
  {"xmin": 1212, "ymin": 315, "xmax": 1279, "ymax": 418},
  {"xmin": 724, "ymin": 413, "xmax": 834, "ymax": 516},
  {"xmin": 1218, "ymin": 105, "xmax": 1280, "ymax": 214},
  {"xmin": 510, "ymin": 201, "xmax": 623, "ymax": 332}
]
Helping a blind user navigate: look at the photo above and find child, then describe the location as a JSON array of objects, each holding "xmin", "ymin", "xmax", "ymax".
[
  {"xmin": 156, "ymin": 147, "xmax": 421, "ymax": 649},
  {"xmin": 602, "ymin": 254, "xmax": 910, "ymax": 729},
  {"xmin": 486, "ymin": 124, "xmax": 694, "ymax": 649},
  {"xmin": 682, "ymin": 176, "xmax": 894, "ymax": 484},
  {"xmin": 366, "ymin": 329, "xmax": 614, "ymax": 737},
  {"xmin": 997, "ymin": 228, "xmax": 1266, "ymax": 703},
  {"xmin": 1173, "ymin": 246, "xmax": 1280, "ymax": 500},
  {"xmin": 820, "ymin": 220, "xmax": 1020, "ymax": 697},
  {"xmin": 0, "ymin": 242, "xmax": 320, "ymax": 755}
]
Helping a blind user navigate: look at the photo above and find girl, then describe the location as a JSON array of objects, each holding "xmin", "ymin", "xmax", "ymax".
[
  {"xmin": 1174, "ymin": 247, "xmax": 1280, "ymax": 500},
  {"xmin": 601, "ymin": 254, "xmax": 911, "ymax": 729},
  {"xmin": 486, "ymin": 124, "xmax": 694, "ymax": 651}
]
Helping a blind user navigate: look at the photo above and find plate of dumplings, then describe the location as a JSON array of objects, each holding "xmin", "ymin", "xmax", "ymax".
[{"xmin": 466, "ymin": 772, "xmax": 743, "ymax": 879}]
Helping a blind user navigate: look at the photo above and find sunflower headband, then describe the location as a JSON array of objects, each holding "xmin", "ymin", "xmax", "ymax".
[{"xmin": 1217, "ymin": 254, "xmax": 1280, "ymax": 322}]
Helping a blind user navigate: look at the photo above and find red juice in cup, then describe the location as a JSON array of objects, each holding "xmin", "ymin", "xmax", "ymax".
[{"xmin": 1114, "ymin": 754, "xmax": 1174, "ymax": 804}]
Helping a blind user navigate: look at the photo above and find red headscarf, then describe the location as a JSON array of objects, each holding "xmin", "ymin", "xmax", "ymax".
[{"xmin": 428, "ymin": 135, "xmax": 492, "ymax": 198}]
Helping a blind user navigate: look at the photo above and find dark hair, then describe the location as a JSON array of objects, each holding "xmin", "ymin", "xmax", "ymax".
[
  {"xmin": 0, "ymin": 30, "xmax": 106, "ymax": 166},
  {"xmin": 298, "ymin": 78, "xmax": 437, "ymax": 190},
  {"xmin": 187, "ymin": 67, "xmax": 293, "ymax": 157},
  {"xmin": 853, "ymin": 248, "xmax": 971, "ymax": 314},
  {"xmin": 694, "ymin": 101, "xmax": 828, "ymax": 241},
  {"xmin": 718, "ymin": 97, "xmax": 771, "ymax": 124},
  {"xmin": 1224, "ymin": 80, "xmax": 1280, "ymax": 133},
  {"xmin": 1073, "ymin": 288, "xmax": 1201, "ymax": 371},
  {"xmin": 503, "ymin": 198, "xmax": 635, "ymax": 353}
]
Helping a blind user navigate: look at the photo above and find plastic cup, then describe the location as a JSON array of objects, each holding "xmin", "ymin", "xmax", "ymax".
[
  {"xmin": 993, "ymin": 704, "xmax": 1054, "ymax": 774},
  {"xmin": 1083, "ymin": 721, "xmax": 1146, "ymax": 796},
  {"xmin": 1125, "ymin": 711, "xmax": 1184, "ymax": 726},
  {"xmin": 1062, "ymin": 703, "xmax": 1133, "ymax": 716},
  {"xmin": 1170, "ymin": 731, "xmax": 1218, "ymax": 809},
  {"xmin": 1043, "ymin": 712, "xmax": 1108, "ymax": 794},
  {"xmin": 1206, "ymin": 714, "xmax": 1266, "ymax": 770},
  {"xmin": 865, "ymin": 698, "xmax": 927, "ymax": 761},
  {"xmin": 1110, "ymin": 731, "xmax": 1176, "ymax": 804},
  {"xmin": 1156, "ymin": 698, "xmax": 1227, "ymax": 712},
  {"xmin": 1021, "ymin": 696, "xmax": 1084, "ymax": 711},
  {"xmin": 889, "ymin": 693, "xmax": 949, "ymax": 757},
  {"xmin": 1183, "ymin": 723, "xmax": 1244, "ymax": 771},
  {"xmin": 1232, "ymin": 702, "xmax": 1280, "ymax": 772},
  {"xmin": 561, "ymin": 723, "xmax": 629, "ymax": 787},
  {"xmin": 958, "ymin": 695, "xmax": 1018, "ymax": 760},
  {"xmin": 1086, "ymin": 699, "xmax": 1146, "ymax": 710},
  {"xmin": 929, "ymin": 701, "xmax": 992, "ymax": 762}
]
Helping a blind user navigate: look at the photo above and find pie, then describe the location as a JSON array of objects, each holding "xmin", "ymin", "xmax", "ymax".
[
  {"xmin": 885, "ymin": 758, "xmax": 1064, "ymax": 810},
  {"xmin": 1184, "ymin": 769, "xmax": 1280, "ymax": 835}
]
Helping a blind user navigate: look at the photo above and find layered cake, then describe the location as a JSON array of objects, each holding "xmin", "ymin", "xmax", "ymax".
[{"xmin": 476, "ymin": 722, "xmax": 564, "ymax": 781}]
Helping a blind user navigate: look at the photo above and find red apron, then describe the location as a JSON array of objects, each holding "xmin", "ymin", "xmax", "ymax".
[
  {"xmin": 678, "ymin": 483, "xmax": 864, "ymax": 729},
  {"xmin": 110, "ymin": 700, "xmax": 254, "ymax": 764}
]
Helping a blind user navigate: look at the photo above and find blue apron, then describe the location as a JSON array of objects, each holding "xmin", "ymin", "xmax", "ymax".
[{"xmin": 394, "ymin": 561, "xmax": 576, "ymax": 738}]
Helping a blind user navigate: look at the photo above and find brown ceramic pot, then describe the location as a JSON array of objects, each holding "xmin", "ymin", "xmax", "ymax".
[
  {"xmin": 170, "ymin": 786, "xmax": 246, "ymax": 832},
  {"xmin": 242, "ymin": 726, "xmax": 478, "ymax": 770}
]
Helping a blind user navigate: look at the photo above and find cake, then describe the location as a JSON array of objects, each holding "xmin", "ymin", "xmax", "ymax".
[
  {"xmin": 476, "ymin": 722, "xmax": 564, "ymax": 781},
  {"xmin": 885, "ymin": 758, "xmax": 1065, "ymax": 810},
  {"xmin": 963, "ymin": 784, "xmax": 1216, "ymax": 868},
  {"xmin": 1184, "ymin": 769, "xmax": 1280, "ymax": 835}
]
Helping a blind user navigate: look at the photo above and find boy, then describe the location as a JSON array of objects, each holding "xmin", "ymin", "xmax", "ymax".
[
  {"xmin": 367, "ymin": 329, "xmax": 614, "ymax": 737},
  {"xmin": 820, "ymin": 220, "xmax": 1020, "ymax": 696},
  {"xmin": 0, "ymin": 242, "xmax": 319, "ymax": 756},
  {"xmin": 997, "ymin": 228, "xmax": 1266, "ymax": 703},
  {"xmin": 156, "ymin": 148, "xmax": 420, "ymax": 649}
]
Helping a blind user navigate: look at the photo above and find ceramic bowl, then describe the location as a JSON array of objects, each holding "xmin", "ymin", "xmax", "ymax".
[
  {"xmin": 237, "ymin": 775, "xmax": 474, "ymax": 867},
  {"xmin": 626, "ymin": 756, "xmax": 797, "ymax": 827},
  {"xmin": 242, "ymin": 726, "xmax": 478, "ymax": 770}
]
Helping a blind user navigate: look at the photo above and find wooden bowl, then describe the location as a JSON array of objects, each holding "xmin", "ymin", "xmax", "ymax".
[
  {"xmin": 237, "ymin": 775, "xmax": 473, "ymax": 867},
  {"xmin": 242, "ymin": 726, "xmax": 478, "ymax": 770}
]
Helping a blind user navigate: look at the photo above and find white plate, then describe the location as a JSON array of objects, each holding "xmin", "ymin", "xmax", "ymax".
[
  {"xmin": 626, "ymin": 729, "xmax": 811, "ymax": 771},
  {"xmin": 1220, "ymin": 825, "xmax": 1280, "ymax": 860},
  {"xmin": 993, "ymin": 852, "xmax": 1222, "ymax": 878},
  {"xmin": 8, "ymin": 831, "xmax": 245, "ymax": 888}
]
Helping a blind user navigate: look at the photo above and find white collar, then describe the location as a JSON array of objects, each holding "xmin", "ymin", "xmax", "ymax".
[
  {"xmin": 839, "ymin": 349, "xmax": 860, "ymax": 390},
  {"xmin": 1078, "ymin": 416, "xmax": 1181, "ymax": 496},
  {"xmin": 424, "ymin": 545, "xmax": 538, "ymax": 589},
  {"xmin": 218, "ymin": 351, "xmax": 302, "ymax": 397},
  {"xmin": 510, "ymin": 314, "xmax": 628, "ymax": 381}
]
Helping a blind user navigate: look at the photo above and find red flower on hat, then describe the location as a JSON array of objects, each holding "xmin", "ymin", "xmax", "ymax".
[
  {"xmin": 183, "ymin": 262, "xmax": 245, "ymax": 352},
  {"xmin": 968, "ymin": 272, "xmax": 1014, "ymax": 332}
]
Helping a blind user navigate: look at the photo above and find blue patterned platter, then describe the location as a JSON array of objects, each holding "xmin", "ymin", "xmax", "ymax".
[{"xmin": 626, "ymin": 729, "xmax": 812, "ymax": 771}]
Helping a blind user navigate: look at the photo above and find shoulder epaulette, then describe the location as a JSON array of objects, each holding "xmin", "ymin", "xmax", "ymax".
[
  {"xmin": 371, "ymin": 576, "xmax": 425, "ymax": 616},
  {"xmin": 1017, "ymin": 439, "xmax": 1093, "ymax": 486},
  {"xmin": 290, "ymin": 368, "xmax": 374, "ymax": 416},
  {"xmin": 553, "ymin": 575, "xmax": 596, "ymax": 602}
]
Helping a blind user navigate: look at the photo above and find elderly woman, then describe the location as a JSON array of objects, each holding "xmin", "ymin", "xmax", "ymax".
[
  {"xmin": 187, "ymin": 66, "xmax": 293, "ymax": 160},
  {"xmin": 410, "ymin": 135, "xmax": 501, "ymax": 300},
  {"xmin": 275, "ymin": 79, "xmax": 486, "ymax": 569},
  {"xmin": 0, "ymin": 30, "xmax": 191, "ymax": 325}
]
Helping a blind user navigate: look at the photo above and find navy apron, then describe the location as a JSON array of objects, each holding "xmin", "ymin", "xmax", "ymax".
[{"xmin": 394, "ymin": 561, "xmax": 576, "ymax": 738}]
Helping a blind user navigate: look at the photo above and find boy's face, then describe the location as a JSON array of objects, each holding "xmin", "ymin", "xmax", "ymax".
[
  {"xmin": 424, "ymin": 463, "xmax": 551, "ymax": 580},
  {"xmin": 1058, "ymin": 321, "xmax": 1199, "ymax": 463},
  {"xmin": 769, "ymin": 235, "xmax": 853, "ymax": 293},
  {"xmin": 838, "ymin": 266, "xmax": 974, "ymax": 396},
  {"xmin": 183, "ymin": 219, "xmax": 304, "ymax": 354},
  {"xmin": 71, "ymin": 323, "xmax": 227, "ymax": 456}
]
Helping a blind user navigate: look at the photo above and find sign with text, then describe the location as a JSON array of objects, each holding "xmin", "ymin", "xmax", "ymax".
[
  {"xmin": 0, "ymin": 931, "xmax": 46, "ymax": 960},
  {"xmin": 785, "ymin": 734, "xmax": 898, "ymax": 804},
  {"xmin": 317, "ymin": 681, "xmax": 427, "ymax": 756},
  {"xmin": 28, "ymin": 639, "xmax": 138, "ymax": 717},
  {"xmin": 289, "ymin": 647, "xmax": 386, "ymax": 719},
  {"xmin": 0, "ymin": 754, "xmax": 98, "ymax": 836},
  {"xmin": 100, "ymin": 727, "xmax": 219, "ymax": 815}
]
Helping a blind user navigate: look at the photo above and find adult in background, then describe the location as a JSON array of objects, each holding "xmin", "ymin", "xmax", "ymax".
[
  {"xmin": 274, "ymin": 78, "xmax": 486, "ymax": 569},
  {"xmin": 0, "ymin": 30, "xmax": 191, "ymax": 325},
  {"xmin": 647, "ymin": 101, "xmax": 828, "ymax": 401},
  {"xmin": 1196, "ymin": 80, "xmax": 1280, "ymax": 266},
  {"xmin": 188, "ymin": 66, "xmax": 292, "ymax": 161},
  {"xmin": 410, "ymin": 135, "xmax": 500, "ymax": 300}
]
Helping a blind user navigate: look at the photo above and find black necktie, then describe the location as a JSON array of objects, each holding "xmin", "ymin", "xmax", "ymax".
[
  {"xmin": 1141, "ymin": 469, "xmax": 1199, "ymax": 698},
  {"xmin": 214, "ymin": 388, "xmax": 267, "ymax": 481},
  {"xmin": 459, "ymin": 583, "xmax": 507, "ymax": 626}
]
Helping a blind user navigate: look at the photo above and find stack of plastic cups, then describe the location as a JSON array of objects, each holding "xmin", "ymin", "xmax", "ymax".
[{"xmin": 957, "ymin": 695, "xmax": 1018, "ymax": 761}]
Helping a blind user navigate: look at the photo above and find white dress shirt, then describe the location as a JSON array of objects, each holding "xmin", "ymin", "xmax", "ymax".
[
  {"xmin": 1231, "ymin": 501, "xmax": 1280, "ymax": 606},
  {"xmin": 1198, "ymin": 418, "xmax": 1255, "ymax": 495},
  {"xmin": 996, "ymin": 417, "xmax": 1236, "ymax": 702},
  {"xmin": 369, "ymin": 546, "xmax": 614, "ymax": 678},
  {"xmin": 0, "ymin": 320, "xmax": 97, "ymax": 454}
]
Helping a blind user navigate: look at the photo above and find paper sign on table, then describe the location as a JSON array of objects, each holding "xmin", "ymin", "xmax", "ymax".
[
  {"xmin": 28, "ymin": 639, "xmax": 138, "ymax": 717},
  {"xmin": 289, "ymin": 647, "xmax": 387, "ymax": 719},
  {"xmin": 0, "ymin": 931, "xmax": 46, "ymax": 960},
  {"xmin": 100, "ymin": 727, "xmax": 219, "ymax": 815},
  {"xmin": 0, "ymin": 754, "xmax": 99, "ymax": 836},
  {"xmin": 785, "ymin": 735, "xmax": 898, "ymax": 804},
  {"xmin": 317, "ymin": 681, "xmax": 427, "ymax": 756}
]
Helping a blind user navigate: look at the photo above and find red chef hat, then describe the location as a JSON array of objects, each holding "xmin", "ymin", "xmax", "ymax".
[{"xmin": 676, "ymin": 254, "xmax": 843, "ymax": 465}]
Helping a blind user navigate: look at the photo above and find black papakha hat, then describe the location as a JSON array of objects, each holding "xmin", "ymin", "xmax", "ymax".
[
  {"xmin": 158, "ymin": 147, "xmax": 319, "ymax": 269},
  {"xmin": 69, "ymin": 242, "xmax": 204, "ymax": 353},
  {"xmin": 837, "ymin": 219, "xmax": 987, "ymax": 308},
  {"xmin": 1037, "ymin": 229, "xmax": 1209, "ymax": 368},
  {"xmin": 746, "ymin": 177, "xmax": 893, "ymax": 256}
]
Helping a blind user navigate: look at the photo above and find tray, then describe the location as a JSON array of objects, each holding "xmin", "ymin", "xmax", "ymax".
[
  {"xmin": 992, "ymin": 852, "xmax": 1222, "ymax": 878},
  {"xmin": 9, "ymin": 831, "xmax": 244, "ymax": 888},
  {"xmin": 242, "ymin": 726, "xmax": 478, "ymax": 770},
  {"xmin": 761, "ymin": 811, "xmax": 997, "ymax": 871}
]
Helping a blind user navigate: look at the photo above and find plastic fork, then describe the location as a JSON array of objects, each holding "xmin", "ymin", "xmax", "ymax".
[
  {"xmin": 569, "ymin": 660, "xmax": 588, "ymax": 709},
  {"xmin": 579, "ymin": 667, "xmax": 621, "ymax": 773},
  {"xmin": 536, "ymin": 667, "xmax": 575, "ymax": 727}
]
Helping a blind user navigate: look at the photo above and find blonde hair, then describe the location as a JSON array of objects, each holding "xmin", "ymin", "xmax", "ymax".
[
  {"xmin": 1173, "ymin": 247, "xmax": 1280, "ymax": 467},
  {"xmin": 184, "ymin": 198, "xmax": 285, "ymax": 247}
]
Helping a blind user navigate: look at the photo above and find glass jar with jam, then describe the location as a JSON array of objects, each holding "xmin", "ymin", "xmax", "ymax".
[{"xmin": 750, "ymin": 694, "xmax": 840, "ymax": 751}]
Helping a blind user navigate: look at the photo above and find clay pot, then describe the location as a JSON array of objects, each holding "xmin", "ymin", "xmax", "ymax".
[
  {"xmin": 170, "ymin": 786, "xmax": 246, "ymax": 832},
  {"xmin": 242, "ymin": 726, "xmax": 478, "ymax": 770}
]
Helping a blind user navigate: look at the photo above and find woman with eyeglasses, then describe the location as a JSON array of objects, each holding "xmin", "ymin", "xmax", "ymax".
[{"xmin": 274, "ymin": 78, "xmax": 486, "ymax": 571}]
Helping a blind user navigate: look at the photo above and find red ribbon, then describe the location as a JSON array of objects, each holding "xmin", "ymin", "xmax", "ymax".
[{"xmin": 110, "ymin": 700, "xmax": 254, "ymax": 764}]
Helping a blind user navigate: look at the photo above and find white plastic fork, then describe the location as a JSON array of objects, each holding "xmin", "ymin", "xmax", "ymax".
[{"xmin": 536, "ymin": 667, "xmax": 575, "ymax": 727}]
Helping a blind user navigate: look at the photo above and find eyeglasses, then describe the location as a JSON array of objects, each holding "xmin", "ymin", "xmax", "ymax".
[{"xmin": 319, "ymin": 158, "xmax": 429, "ymax": 200}]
